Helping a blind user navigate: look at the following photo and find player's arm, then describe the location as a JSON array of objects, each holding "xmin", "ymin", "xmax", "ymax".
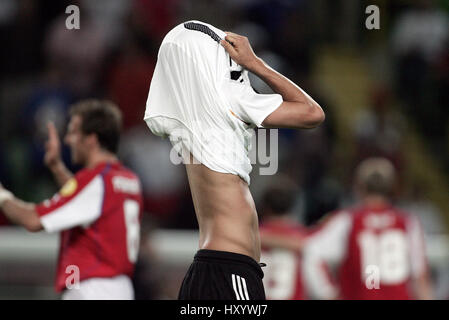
[
  {"xmin": 0, "ymin": 185, "xmax": 42, "ymax": 232},
  {"xmin": 2, "ymin": 171, "xmax": 104, "ymax": 234},
  {"xmin": 221, "ymin": 32, "xmax": 325, "ymax": 129},
  {"xmin": 302, "ymin": 212, "xmax": 352, "ymax": 299},
  {"xmin": 44, "ymin": 122, "xmax": 73, "ymax": 187},
  {"xmin": 408, "ymin": 217, "xmax": 434, "ymax": 300},
  {"xmin": 414, "ymin": 271, "xmax": 433, "ymax": 300}
]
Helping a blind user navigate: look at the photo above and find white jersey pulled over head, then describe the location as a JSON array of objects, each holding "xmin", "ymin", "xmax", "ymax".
[{"xmin": 144, "ymin": 20, "xmax": 282, "ymax": 184}]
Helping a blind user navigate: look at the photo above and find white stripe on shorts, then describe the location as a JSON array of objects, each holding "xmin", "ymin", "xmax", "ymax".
[
  {"xmin": 240, "ymin": 276, "xmax": 250, "ymax": 300},
  {"xmin": 232, "ymin": 274, "xmax": 250, "ymax": 300},
  {"xmin": 236, "ymin": 275, "xmax": 245, "ymax": 300},
  {"xmin": 232, "ymin": 274, "xmax": 241, "ymax": 300}
]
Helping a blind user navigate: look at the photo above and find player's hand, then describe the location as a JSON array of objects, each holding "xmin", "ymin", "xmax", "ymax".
[
  {"xmin": 44, "ymin": 121, "xmax": 62, "ymax": 169},
  {"xmin": 220, "ymin": 32, "xmax": 261, "ymax": 71},
  {"xmin": 0, "ymin": 182, "xmax": 14, "ymax": 208}
]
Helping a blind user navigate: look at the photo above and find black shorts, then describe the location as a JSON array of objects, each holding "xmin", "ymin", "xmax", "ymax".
[{"xmin": 178, "ymin": 249, "xmax": 266, "ymax": 300}]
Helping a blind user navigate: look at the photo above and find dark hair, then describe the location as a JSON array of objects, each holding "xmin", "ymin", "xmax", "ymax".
[
  {"xmin": 355, "ymin": 157, "xmax": 396, "ymax": 197},
  {"xmin": 70, "ymin": 99, "xmax": 122, "ymax": 153},
  {"xmin": 261, "ymin": 176, "xmax": 299, "ymax": 216}
]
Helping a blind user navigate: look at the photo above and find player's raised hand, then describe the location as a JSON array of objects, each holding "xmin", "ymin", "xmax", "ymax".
[
  {"xmin": 0, "ymin": 182, "xmax": 13, "ymax": 207},
  {"xmin": 44, "ymin": 121, "xmax": 61, "ymax": 168},
  {"xmin": 220, "ymin": 32, "xmax": 261, "ymax": 71}
]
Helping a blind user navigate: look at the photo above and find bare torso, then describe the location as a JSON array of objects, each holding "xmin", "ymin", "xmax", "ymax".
[
  {"xmin": 176, "ymin": 30, "xmax": 325, "ymax": 265},
  {"xmin": 185, "ymin": 161, "xmax": 260, "ymax": 262}
]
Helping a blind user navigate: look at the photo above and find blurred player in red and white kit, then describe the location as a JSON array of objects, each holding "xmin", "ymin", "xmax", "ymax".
[
  {"xmin": 303, "ymin": 157, "xmax": 433, "ymax": 300},
  {"xmin": 0, "ymin": 100, "xmax": 143, "ymax": 299},
  {"xmin": 259, "ymin": 176, "xmax": 307, "ymax": 300}
]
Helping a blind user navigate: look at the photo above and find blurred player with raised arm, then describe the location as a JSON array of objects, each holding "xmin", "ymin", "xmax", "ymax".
[
  {"xmin": 303, "ymin": 158, "xmax": 433, "ymax": 300},
  {"xmin": 144, "ymin": 21, "xmax": 324, "ymax": 300},
  {"xmin": 0, "ymin": 100, "xmax": 143, "ymax": 300},
  {"xmin": 259, "ymin": 176, "xmax": 307, "ymax": 300}
]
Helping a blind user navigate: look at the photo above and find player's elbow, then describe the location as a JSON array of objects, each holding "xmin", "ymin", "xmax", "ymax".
[
  {"xmin": 24, "ymin": 216, "xmax": 43, "ymax": 232},
  {"xmin": 299, "ymin": 104, "xmax": 325, "ymax": 129},
  {"xmin": 310, "ymin": 105, "xmax": 325, "ymax": 127}
]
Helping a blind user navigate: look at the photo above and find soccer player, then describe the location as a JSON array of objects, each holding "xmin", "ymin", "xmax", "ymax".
[
  {"xmin": 144, "ymin": 21, "xmax": 324, "ymax": 300},
  {"xmin": 259, "ymin": 176, "xmax": 307, "ymax": 300},
  {"xmin": 303, "ymin": 158, "xmax": 433, "ymax": 299},
  {"xmin": 0, "ymin": 100, "xmax": 143, "ymax": 300}
]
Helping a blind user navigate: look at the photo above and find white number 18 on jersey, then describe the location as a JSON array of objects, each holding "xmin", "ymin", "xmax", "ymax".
[{"xmin": 358, "ymin": 230, "xmax": 409, "ymax": 285}]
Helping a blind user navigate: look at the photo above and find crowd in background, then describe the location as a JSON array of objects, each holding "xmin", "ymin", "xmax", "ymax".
[{"xmin": 0, "ymin": 0, "xmax": 448, "ymax": 299}]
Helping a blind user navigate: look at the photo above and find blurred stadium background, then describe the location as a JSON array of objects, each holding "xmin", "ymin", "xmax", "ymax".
[{"xmin": 0, "ymin": 0, "xmax": 448, "ymax": 299}]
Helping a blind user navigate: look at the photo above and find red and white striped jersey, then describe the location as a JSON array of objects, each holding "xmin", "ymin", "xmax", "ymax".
[
  {"xmin": 35, "ymin": 161, "xmax": 143, "ymax": 292},
  {"xmin": 303, "ymin": 205, "xmax": 428, "ymax": 300},
  {"xmin": 260, "ymin": 220, "xmax": 307, "ymax": 300}
]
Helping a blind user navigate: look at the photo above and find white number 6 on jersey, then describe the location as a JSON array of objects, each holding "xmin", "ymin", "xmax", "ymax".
[{"xmin": 124, "ymin": 200, "xmax": 140, "ymax": 263}]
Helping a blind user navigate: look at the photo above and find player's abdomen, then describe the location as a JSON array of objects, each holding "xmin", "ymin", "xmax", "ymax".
[{"xmin": 185, "ymin": 162, "xmax": 261, "ymax": 261}]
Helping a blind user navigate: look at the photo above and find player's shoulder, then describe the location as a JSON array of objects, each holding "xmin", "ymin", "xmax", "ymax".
[
  {"xmin": 321, "ymin": 208, "xmax": 352, "ymax": 223},
  {"xmin": 357, "ymin": 204, "xmax": 410, "ymax": 220},
  {"xmin": 111, "ymin": 164, "xmax": 140, "ymax": 182},
  {"xmin": 71, "ymin": 165, "xmax": 102, "ymax": 186},
  {"xmin": 308, "ymin": 209, "xmax": 352, "ymax": 235},
  {"xmin": 389, "ymin": 206, "xmax": 422, "ymax": 227},
  {"xmin": 389, "ymin": 205, "xmax": 411, "ymax": 218},
  {"xmin": 351, "ymin": 204, "xmax": 417, "ymax": 232},
  {"xmin": 54, "ymin": 167, "xmax": 103, "ymax": 202},
  {"xmin": 74, "ymin": 162, "xmax": 140, "ymax": 185},
  {"xmin": 103, "ymin": 163, "xmax": 142, "ymax": 196}
]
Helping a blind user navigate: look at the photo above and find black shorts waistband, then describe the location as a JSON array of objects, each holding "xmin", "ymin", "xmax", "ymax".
[{"xmin": 194, "ymin": 249, "xmax": 264, "ymax": 279}]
